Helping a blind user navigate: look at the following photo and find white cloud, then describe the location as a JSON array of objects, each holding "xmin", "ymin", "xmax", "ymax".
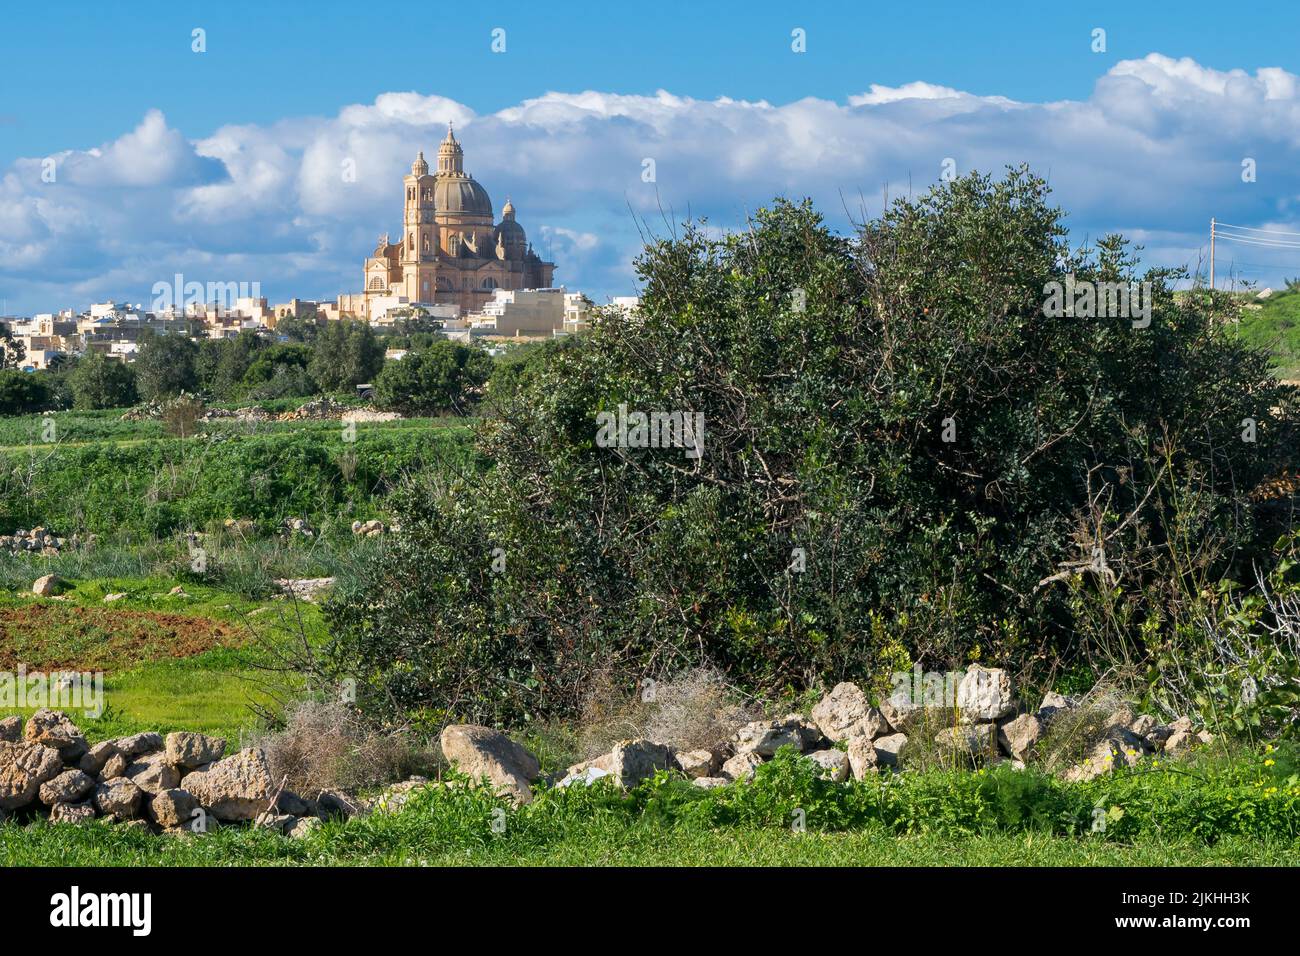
[{"xmin": 5, "ymin": 53, "xmax": 1300, "ymax": 313}]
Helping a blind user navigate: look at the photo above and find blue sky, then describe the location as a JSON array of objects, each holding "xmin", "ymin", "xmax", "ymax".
[{"xmin": 3, "ymin": 0, "xmax": 1300, "ymax": 313}]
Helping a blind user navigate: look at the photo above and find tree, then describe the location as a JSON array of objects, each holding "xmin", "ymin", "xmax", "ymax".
[
  {"xmin": 69, "ymin": 350, "xmax": 138, "ymax": 410},
  {"xmin": 327, "ymin": 169, "xmax": 1299, "ymax": 725},
  {"xmin": 1, "ymin": 328, "xmax": 26, "ymax": 370},
  {"xmin": 134, "ymin": 332, "xmax": 198, "ymax": 401},
  {"xmin": 242, "ymin": 343, "xmax": 317, "ymax": 400},
  {"xmin": 0, "ymin": 370, "xmax": 52, "ymax": 415},
  {"xmin": 309, "ymin": 320, "xmax": 383, "ymax": 393},
  {"xmin": 374, "ymin": 341, "xmax": 492, "ymax": 415}
]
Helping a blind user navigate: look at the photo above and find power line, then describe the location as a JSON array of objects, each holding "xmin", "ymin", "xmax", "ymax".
[{"xmin": 1215, "ymin": 221, "xmax": 1300, "ymax": 237}]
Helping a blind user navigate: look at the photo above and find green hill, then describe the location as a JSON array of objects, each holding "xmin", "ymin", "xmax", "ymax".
[{"xmin": 1236, "ymin": 287, "xmax": 1300, "ymax": 380}]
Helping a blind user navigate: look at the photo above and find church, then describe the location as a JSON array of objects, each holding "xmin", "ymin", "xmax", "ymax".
[{"xmin": 363, "ymin": 125, "xmax": 555, "ymax": 318}]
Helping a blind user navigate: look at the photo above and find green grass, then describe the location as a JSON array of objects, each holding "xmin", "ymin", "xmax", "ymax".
[
  {"xmin": 1235, "ymin": 287, "xmax": 1300, "ymax": 379},
  {"xmin": 4, "ymin": 751, "xmax": 1298, "ymax": 866},
  {"xmin": 0, "ymin": 576, "xmax": 324, "ymax": 741},
  {"xmin": 1, "ymin": 818, "xmax": 1291, "ymax": 867}
]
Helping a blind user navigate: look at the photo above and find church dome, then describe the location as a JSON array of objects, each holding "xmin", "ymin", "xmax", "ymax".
[{"xmin": 436, "ymin": 176, "xmax": 493, "ymax": 218}]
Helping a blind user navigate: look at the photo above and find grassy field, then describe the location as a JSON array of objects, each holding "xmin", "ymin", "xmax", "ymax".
[
  {"xmin": 0, "ymin": 576, "xmax": 325, "ymax": 741},
  {"xmin": 3, "ymin": 750, "xmax": 1297, "ymax": 866},
  {"xmin": 1235, "ymin": 287, "xmax": 1300, "ymax": 379},
  {"xmin": 0, "ymin": 408, "xmax": 477, "ymax": 537},
  {"xmin": 3, "ymin": 818, "xmax": 1292, "ymax": 867}
]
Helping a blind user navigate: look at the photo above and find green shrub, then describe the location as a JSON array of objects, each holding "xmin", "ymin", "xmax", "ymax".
[{"xmin": 328, "ymin": 168, "xmax": 1299, "ymax": 726}]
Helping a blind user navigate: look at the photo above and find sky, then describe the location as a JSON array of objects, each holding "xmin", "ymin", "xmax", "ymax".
[{"xmin": 3, "ymin": 0, "xmax": 1300, "ymax": 314}]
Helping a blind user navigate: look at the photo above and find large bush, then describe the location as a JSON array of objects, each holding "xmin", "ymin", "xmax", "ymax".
[{"xmin": 326, "ymin": 168, "xmax": 1298, "ymax": 726}]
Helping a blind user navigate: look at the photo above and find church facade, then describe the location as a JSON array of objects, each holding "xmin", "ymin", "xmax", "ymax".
[{"xmin": 363, "ymin": 126, "xmax": 555, "ymax": 318}]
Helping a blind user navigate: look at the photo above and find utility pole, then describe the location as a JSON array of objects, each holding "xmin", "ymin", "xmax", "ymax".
[{"xmin": 1210, "ymin": 217, "xmax": 1216, "ymax": 290}]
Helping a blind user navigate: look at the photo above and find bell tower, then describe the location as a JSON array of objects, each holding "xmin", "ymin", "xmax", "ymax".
[{"xmin": 402, "ymin": 151, "xmax": 438, "ymax": 302}]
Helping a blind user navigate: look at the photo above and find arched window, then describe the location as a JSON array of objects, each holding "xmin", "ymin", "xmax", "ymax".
[
  {"xmin": 369, "ymin": 277, "xmax": 384, "ymax": 290},
  {"xmin": 481, "ymin": 277, "xmax": 498, "ymax": 290}
]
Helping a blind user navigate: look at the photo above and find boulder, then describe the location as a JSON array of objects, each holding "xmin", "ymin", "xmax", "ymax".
[
  {"xmin": 721, "ymin": 751, "xmax": 764, "ymax": 782},
  {"xmin": 0, "ymin": 741, "xmax": 64, "ymax": 809},
  {"xmin": 1168, "ymin": 716, "xmax": 1194, "ymax": 734},
  {"xmin": 608, "ymin": 739, "xmax": 677, "ymax": 788},
  {"xmin": 180, "ymin": 748, "xmax": 275, "ymax": 821},
  {"xmin": 847, "ymin": 737, "xmax": 879, "ymax": 779},
  {"xmin": 1035, "ymin": 691, "xmax": 1077, "ymax": 723},
  {"xmin": 439, "ymin": 724, "xmax": 540, "ymax": 805},
  {"xmin": 114, "ymin": 732, "xmax": 164, "ymax": 759},
  {"xmin": 879, "ymin": 694, "xmax": 924, "ymax": 734},
  {"xmin": 94, "ymin": 778, "xmax": 143, "ymax": 820},
  {"xmin": 50, "ymin": 801, "xmax": 97, "ymax": 824},
  {"xmin": 872, "ymin": 733, "xmax": 908, "ymax": 769},
  {"xmin": 125, "ymin": 752, "xmax": 181, "ymax": 795},
  {"xmin": 287, "ymin": 816, "xmax": 323, "ymax": 839},
  {"xmin": 673, "ymin": 748, "xmax": 718, "ymax": 779},
  {"xmin": 0, "ymin": 716, "xmax": 22, "ymax": 743},
  {"xmin": 100, "ymin": 753, "xmax": 129, "ymax": 781},
  {"xmin": 165, "ymin": 732, "xmax": 226, "ymax": 769},
  {"xmin": 1130, "ymin": 714, "xmax": 1159, "ymax": 738},
  {"xmin": 148, "ymin": 789, "xmax": 198, "ymax": 828},
  {"xmin": 810, "ymin": 683, "xmax": 885, "ymax": 743},
  {"xmin": 78, "ymin": 741, "xmax": 119, "ymax": 776},
  {"xmin": 804, "ymin": 748, "xmax": 850, "ymax": 782},
  {"xmin": 997, "ymin": 714, "xmax": 1041, "ymax": 762},
  {"xmin": 32, "ymin": 573, "xmax": 62, "ymax": 596},
  {"xmin": 1063, "ymin": 728, "xmax": 1150, "ymax": 783},
  {"xmin": 934, "ymin": 724, "xmax": 998, "ymax": 761},
  {"xmin": 557, "ymin": 764, "xmax": 614, "ymax": 788},
  {"xmin": 956, "ymin": 666, "xmax": 1015, "ymax": 722},
  {"xmin": 316, "ymin": 789, "xmax": 362, "ymax": 820},
  {"xmin": 39, "ymin": 769, "xmax": 95, "ymax": 805},
  {"xmin": 733, "ymin": 715, "xmax": 823, "ymax": 757},
  {"xmin": 276, "ymin": 790, "xmax": 312, "ymax": 817},
  {"xmin": 23, "ymin": 709, "xmax": 85, "ymax": 752},
  {"xmin": 691, "ymin": 776, "xmax": 730, "ymax": 790},
  {"xmin": 254, "ymin": 812, "xmax": 296, "ymax": 834}
]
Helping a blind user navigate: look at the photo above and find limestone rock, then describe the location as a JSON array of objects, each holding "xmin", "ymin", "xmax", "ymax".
[
  {"xmin": 673, "ymin": 748, "xmax": 718, "ymax": 779},
  {"xmin": 32, "ymin": 573, "xmax": 62, "ymax": 596},
  {"xmin": 180, "ymin": 748, "xmax": 275, "ymax": 821},
  {"xmin": 692, "ymin": 776, "xmax": 730, "ymax": 789},
  {"xmin": 934, "ymin": 724, "xmax": 998, "ymax": 761},
  {"xmin": 804, "ymin": 748, "xmax": 850, "ymax": 782},
  {"xmin": 0, "ymin": 715, "xmax": 23, "ymax": 744},
  {"xmin": 997, "ymin": 714, "xmax": 1041, "ymax": 762},
  {"xmin": 1130, "ymin": 714, "xmax": 1159, "ymax": 738},
  {"xmin": 439, "ymin": 724, "xmax": 540, "ymax": 804},
  {"xmin": 1063, "ymin": 728, "xmax": 1149, "ymax": 782},
  {"xmin": 125, "ymin": 752, "xmax": 181, "ymax": 795},
  {"xmin": 148, "ymin": 788, "xmax": 198, "ymax": 828},
  {"xmin": 810, "ymin": 682, "xmax": 885, "ymax": 743},
  {"xmin": 114, "ymin": 732, "xmax": 164, "ymax": 759},
  {"xmin": 287, "ymin": 816, "xmax": 323, "ymax": 839},
  {"xmin": 847, "ymin": 737, "xmax": 879, "ymax": 778},
  {"xmin": 100, "ymin": 753, "xmax": 129, "ymax": 781},
  {"xmin": 1036, "ymin": 691, "xmax": 1077, "ymax": 723},
  {"xmin": 78, "ymin": 741, "xmax": 119, "ymax": 776},
  {"xmin": 24, "ymin": 709, "xmax": 85, "ymax": 752},
  {"xmin": 608, "ymin": 739, "xmax": 677, "ymax": 788},
  {"xmin": 721, "ymin": 751, "xmax": 764, "ymax": 782},
  {"xmin": 879, "ymin": 693, "xmax": 924, "ymax": 734},
  {"xmin": 733, "ymin": 715, "xmax": 823, "ymax": 757},
  {"xmin": 956, "ymin": 667, "xmax": 1015, "ymax": 722},
  {"xmin": 316, "ymin": 789, "xmax": 362, "ymax": 820},
  {"xmin": 94, "ymin": 777, "xmax": 144, "ymax": 820},
  {"xmin": 50, "ymin": 801, "xmax": 97, "ymax": 824},
  {"xmin": 39, "ymin": 769, "xmax": 95, "ymax": 805},
  {"xmin": 0, "ymin": 741, "xmax": 64, "ymax": 810},
  {"xmin": 873, "ymin": 732, "xmax": 908, "ymax": 769},
  {"xmin": 165, "ymin": 732, "xmax": 226, "ymax": 769}
]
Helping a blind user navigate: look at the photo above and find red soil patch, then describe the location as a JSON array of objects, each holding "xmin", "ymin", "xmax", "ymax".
[{"xmin": 0, "ymin": 604, "xmax": 241, "ymax": 672}]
